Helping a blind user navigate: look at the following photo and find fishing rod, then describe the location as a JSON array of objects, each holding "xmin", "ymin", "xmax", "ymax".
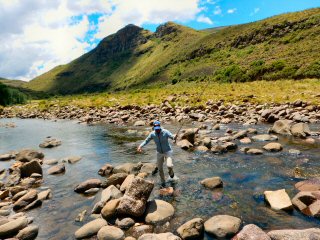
[{"xmin": 174, "ymin": 71, "xmax": 215, "ymax": 143}]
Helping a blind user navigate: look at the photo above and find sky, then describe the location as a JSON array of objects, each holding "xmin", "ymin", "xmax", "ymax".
[{"xmin": 0, "ymin": 0, "xmax": 319, "ymax": 81}]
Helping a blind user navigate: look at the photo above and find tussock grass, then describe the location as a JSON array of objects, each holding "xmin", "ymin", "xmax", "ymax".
[{"xmin": 30, "ymin": 79, "xmax": 320, "ymax": 109}]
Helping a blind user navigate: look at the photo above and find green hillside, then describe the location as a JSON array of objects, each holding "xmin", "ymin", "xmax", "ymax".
[{"xmin": 25, "ymin": 8, "xmax": 320, "ymax": 95}]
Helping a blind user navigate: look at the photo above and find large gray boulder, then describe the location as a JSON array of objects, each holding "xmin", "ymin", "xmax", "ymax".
[
  {"xmin": 204, "ymin": 215, "xmax": 241, "ymax": 238},
  {"xmin": 267, "ymin": 228, "xmax": 320, "ymax": 240},
  {"xmin": 16, "ymin": 149, "xmax": 44, "ymax": 162},
  {"xmin": 269, "ymin": 120, "xmax": 293, "ymax": 136},
  {"xmin": 75, "ymin": 218, "xmax": 108, "ymax": 239},
  {"xmin": 145, "ymin": 200, "xmax": 174, "ymax": 224},
  {"xmin": 233, "ymin": 224, "xmax": 270, "ymax": 240},
  {"xmin": 101, "ymin": 185, "xmax": 123, "ymax": 203},
  {"xmin": 291, "ymin": 123, "xmax": 311, "ymax": 138},
  {"xmin": 19, "ymin": 160, "xmax": 42, "ymax": 178},
  {"xmin": 177, "ymin": 218, "xmax": 204, "ymax": 240},
  {"xmin": 0, "ymin": 216, "xmax": 28, "ymax": 238},
  {"xmin": 117, "ymin": 177, "xmax": 154, "ymax": 217},
  {"xmin": 104, "ymin": 173, "xmax": 128, "ymax": 188}
]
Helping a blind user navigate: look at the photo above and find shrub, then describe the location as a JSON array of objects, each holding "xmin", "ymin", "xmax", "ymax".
[
  {"xmin": 0, "ymin": 83, "xmax": 27, "ymax": 106},
  {"xmin": 215, "ymin": 65, "xmax": 249, "ymax": 83}
]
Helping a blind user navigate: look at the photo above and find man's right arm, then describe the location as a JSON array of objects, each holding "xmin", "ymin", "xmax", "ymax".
[{"xmin": 137, "ymin": 132, "xmax": 153, "ymax": 152}]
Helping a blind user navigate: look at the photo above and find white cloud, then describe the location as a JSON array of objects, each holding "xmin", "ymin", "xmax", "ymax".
[
  {"xmin": 95, "ymin": 0, "xmax": 201, "ymax": 39},
  {"xmin": 250, "ymin": 7, "xmax": 260, "ymax": 16},
  {"xmin": 197, "ymin": 15, "xmax": 214, "ymax": 25},
  {"xmin": 213, "ymin": 5, "xmax": 222, "ymax": 15},
  {"xmin": 0, "ymin": 0, "xmax": 202, "ymax": 81},
  {"xmin": 227, "ymin": 8, "xmax": 237, "ymax": 14}
]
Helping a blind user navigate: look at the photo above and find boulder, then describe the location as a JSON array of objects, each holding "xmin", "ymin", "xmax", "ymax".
[
  {"xmin": 116, "ymin": 218, "xmax": 135, "ymax": 229},
  {"xmin": 232, "ymin": 130, "xmax": 247, "ymax": 139},
  {"xmin": 101, "ymin": 199, "xmax": 121, "ymax": 219},
  {"xmin": 195, "ymin": 146, "xmax": 209, "ymax": 152},
  {"xmin": 232, "ymin": 224, "xmax": 270, "ymax": 240},
  {"xmin": 291, "ymin": 123, "xmax": 311, "ymax": 138},
  {"xmin": 0, "ymin": 216, "xmax": 28, "ymax": 238},
  {"xmin": 39, "ymin": 138, "xmax": 61, "ymax": 148},
  {"xmin": 0, "ymin": 153, "xmax": 15, "ymax": 161},
  {"xmin": 295, "ymin": 178, "xmax": 320, "ymax": 191},
  {"xmin": 179, "ymin": 128, "xmax": 197, "ymax": 144},
  {"xmin": 97, "ymin": 226, "xmax": 125, "ymax": 240},
  {"xmin": 98, "ymin": 163, "xmax": 114, "ymax": 176},
  {"xmin": 131, "ymin": 225, "xmax": 153, "ymax": 239},
  {"xmin": 16, "ymin": 225, "xmax": 39, "ymax": 240},
  {"xmin": 138, "ymin": 233, "xmax": 181, "ymax": 240},
  {"xmin": 0, "ymin": 189, "xmax": 10, "ymax": 200},
  {"xmin": 117, "ymin": 177, "xmax": 154, "ymax": 217},
  {"xmin": 267, "ymin": 228, "xmax": 320, "ymax": 240},
  {"xmin": 13, "ymin": 190, "xmax": 38, "ymax": 211},
  {"xmin": 140, "ymin": 163, "xmax": 157, "ymax": 175},
  {"xmin": 177, "ymin": 218, "xmax": 204, "ymax": 240},
  {"xmin": 264, "ymin": 189, "xmax": 293, "ymax": 211},
  {"xmin": 38, "ymin": 189, "xmax": 52, "ymax": 201},
  {"xmin": 101, "ymin": 185, "xmax": 123, "ymax": 203},
  {"xmin": 74, "ymin": 179, "xmax": 102, "ymax": 193},
  {"xmin": 16, "ymin": 149, "xmax": 44, "ymax": 162},
  {"xmin": 177, "ymin": 140, "xmax": 193, "ymax": 150},
  {"xmin": 64, "ymin": 156, "xmax": 82, "ymax": 164},
  {"xmin": 19, "ymin": 160, "xmax": 42, "ymax": 178},
  {"xmin": 104, "ymin": 173, "xmax": 128, "ymax": 188},
  {"xmin": 211, "ymin": 145, "xmax": 227, "ymax": 154},
  {"xmin": 204, "ymin": 215, "xmax": 241, "ymax": 238},
  {"xmin": 75, "ymin": 218, "xmax": 108, "ymax": 239},
  {"xmin": 47, "ymin": 164, "xmax": 65, "ymax": 175},
  {"xmin": 24, "ymin": 199, "xmax": 42, "ymax": 211},
  {"xmin": 113, "ymin": 163, "xmax": 142, "ymax": 175},
  {"xmin": 145, "ymin": 200, "xmax": 174, "ymax": 224},
  {"xmin": 246, "ymin": 148, "xmax": 263, "ymax": 155},
  {"xmin": 240, "ymin": 138, "xmax": 251, "ymax": 144},
  {"xmin": 134, "ymin": 121, "xmax": 146, "ymax": 126},
  {"xmin": 263, "ymin": 143, "xmax": 283, "ymax": 152},
  {"xmin": 252, "ymin": 134, "xmax": 278, "ymax": 142},
  {"xmin": 120, "ymin": 174, "xmax": 135, "ymax": 192},
  {"xmin": 270, "ymin": 120, "xmax": 292, "ymax": 135},
  {"xmin": 200, "ymin": 177, "xmax": 223, "ymax": 189}
]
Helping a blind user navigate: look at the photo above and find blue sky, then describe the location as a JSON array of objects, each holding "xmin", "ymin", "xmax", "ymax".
[{"xmin": 0, "ymin": 0, "xmax": 319, "ymax": 80}]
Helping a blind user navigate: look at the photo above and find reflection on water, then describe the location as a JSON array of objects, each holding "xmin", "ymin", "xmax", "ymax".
[{"xmin": 0, "ymin": 118, "xmax": 320, "ymax": 239}]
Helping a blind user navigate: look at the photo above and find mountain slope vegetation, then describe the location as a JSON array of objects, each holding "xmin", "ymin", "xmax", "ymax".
[{"xmin": 23, "ymin": 8, "xmax": 320, "ymax": 95}]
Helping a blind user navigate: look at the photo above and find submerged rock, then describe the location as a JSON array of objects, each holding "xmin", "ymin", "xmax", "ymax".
[
  {"xmin": 39, "ymin": 138, "xmax": 61, "ymax": 148},
  {"xmin": 200, "ymin": 177, "xmax": 223, "ymax": 189}
]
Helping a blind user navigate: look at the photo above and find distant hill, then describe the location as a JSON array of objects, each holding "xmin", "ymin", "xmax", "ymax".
[{"xmin": 25, "ymin": 8, "xmax": 320, "ymax": 95}]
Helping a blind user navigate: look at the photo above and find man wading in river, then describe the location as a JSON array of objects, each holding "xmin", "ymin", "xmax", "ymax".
[{"xmin": 137, "ymin": 121, "xmax": 178, "ymax": 187}]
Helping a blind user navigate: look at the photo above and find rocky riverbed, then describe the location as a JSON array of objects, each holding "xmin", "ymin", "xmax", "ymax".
[{"xmin": 0, "ymin": 100, "xmax": 320, "ymax": 239}]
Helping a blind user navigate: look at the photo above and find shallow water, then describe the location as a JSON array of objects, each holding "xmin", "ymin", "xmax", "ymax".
[{"xmin": 0, "ymin": 118, "xmax": 320, "ymax": 239}]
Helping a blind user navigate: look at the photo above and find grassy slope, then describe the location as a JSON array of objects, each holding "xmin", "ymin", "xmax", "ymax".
[{"xmin": 25, "ymin": 8, "xmax": 320, "ymax": 95}]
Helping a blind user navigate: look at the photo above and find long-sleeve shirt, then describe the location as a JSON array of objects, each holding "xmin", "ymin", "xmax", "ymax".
[{"xmin": 139, "ymin": 128, "xmax": 174, "ymax": 153}]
